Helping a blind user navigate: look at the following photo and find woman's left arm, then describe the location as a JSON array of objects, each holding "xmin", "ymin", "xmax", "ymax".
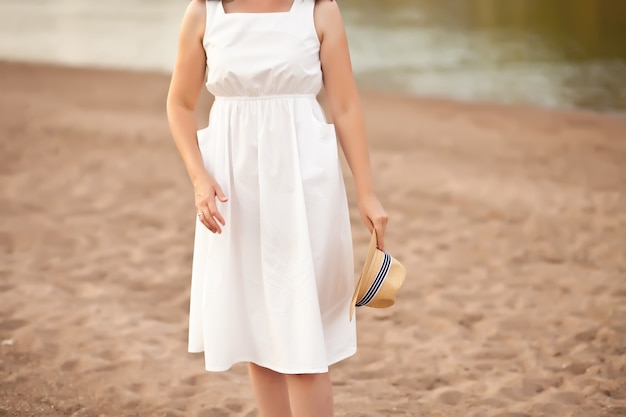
[{"xmin": 315, "ymin": 0, "xmax": 388, "ymax": 250}]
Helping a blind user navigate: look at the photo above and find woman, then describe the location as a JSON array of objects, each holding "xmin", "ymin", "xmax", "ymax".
[{"xmin": 166, "ymin": 0, "xmax": 388, "ymax": 416}]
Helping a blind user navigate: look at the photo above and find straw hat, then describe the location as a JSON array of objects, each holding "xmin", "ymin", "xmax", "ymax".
[{"xmin": 350, "ymin": 230, "xmax": 406, "ymax": 321}]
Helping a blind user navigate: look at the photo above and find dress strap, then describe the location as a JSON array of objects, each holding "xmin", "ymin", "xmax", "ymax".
[
  {"xmin": 289, "ymin": 0, "xmax": 305, "ymax": 11},
  {"xmin": 292, "ymin": 0, "xmax": 320, "ymax": 44},
  {"xmin": 292, "ymin": 0, "xmax": 315, "ymax": 14},
  {"xmin": 204, "ymin": 0, "xmax": 220, "ymax": 41}
]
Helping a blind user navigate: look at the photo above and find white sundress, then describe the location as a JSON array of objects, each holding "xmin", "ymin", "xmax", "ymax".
[{"xmin": 188, "ymin": 0, "xmax": 356, "ymax": 374}]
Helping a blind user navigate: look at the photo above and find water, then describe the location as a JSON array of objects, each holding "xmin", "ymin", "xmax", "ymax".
[
  {"xmin": 1, "ymin": 0, "xmax": 625, "ymax": 113},
  {"xmin": 341, "ymin": 0, "xmax": 626, "ymax": 112}
]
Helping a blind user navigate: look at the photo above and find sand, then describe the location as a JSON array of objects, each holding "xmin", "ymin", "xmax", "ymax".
[{"xmin": 0, "ymin": 61, "xmax": 625, "ymax": 417}]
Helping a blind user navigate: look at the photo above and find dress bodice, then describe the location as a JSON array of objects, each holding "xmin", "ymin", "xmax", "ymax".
[{"xmin": 203, "ymin": 0, "xmax": 323, "ymax": 98}]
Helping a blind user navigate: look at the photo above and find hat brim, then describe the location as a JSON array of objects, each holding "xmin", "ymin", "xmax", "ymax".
[{"xmin": 350, "ymin": 230, "xmax": 379, "ymax": 321}]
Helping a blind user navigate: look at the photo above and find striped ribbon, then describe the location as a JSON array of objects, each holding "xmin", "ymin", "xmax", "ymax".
[{"xmin": 356, "ymin": 253, "xmax": 391, "ymax": 307}]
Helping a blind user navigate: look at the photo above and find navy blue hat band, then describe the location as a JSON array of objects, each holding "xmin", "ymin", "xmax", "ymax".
[{"xmin": 356, "ymin": 253, "xmax": 391, "ymax": 307}]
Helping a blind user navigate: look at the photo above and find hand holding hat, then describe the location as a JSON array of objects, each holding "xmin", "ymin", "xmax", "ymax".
[{"xmin": 358, "ymin": 193, "xmax": 388, "ymax": 251}]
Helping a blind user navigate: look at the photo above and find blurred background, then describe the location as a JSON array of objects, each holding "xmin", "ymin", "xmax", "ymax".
[{"xmin": 1, "ymin": 0, "xmax": 625, "ymax": 113}]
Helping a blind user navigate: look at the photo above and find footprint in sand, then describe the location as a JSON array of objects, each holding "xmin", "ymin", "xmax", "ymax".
[
  {"xmin": 60, "ymin": 358, "xmax": 80, "ymax": 372},
  {"xmin": 224, "ymin": 398, "xmax": 245, "ymax": 413},
  {"xmin": 392, "ymin": 374, "xmax": 449, "ymax": 391},
  {"xmin": 172, "ymin": 386, "xmax": 196, "ymax": 399},
  {"xmin": 458, "ymin": 312, "xmax": 484, "ymax": 329},
  {"xmin": 0, "ymin": 283, "xmax": 15, "ymax": 293},
  {"xmin": 550, "ymin": 391, "xmax": 584, "ymax": 405},
  {"xmin": 477, "ymin": 397, "xmax": 508, "ymax": 408},
  {"xmin": 87, "ymin": 363, "xmax": 118, "ymax": 373},
  {"xmin": 524, "ymin": 375, "xmax": 563, "ymax": 393},
  {"xmin": 559, "ymin": 361, "xmax": 592, "ymax": 375},
  {"xmin": 97, "ymin": 348, "xmax": 122, "ymax": 362},
  {"xmin": 197, "ymin": 408, "xmax": 231, "ymax": 417},
  {"xmin": 520, "ymin": 376, "xmax": 552, "ymax": 397},
  {"xmin": 573, "ymin": 327, "xmax": 598, "ymax": 342},
  {"xmin": 610, "ymin": 288, "xmax": 626, "ymax": 298},
  {"xmin": 471, "ymin": 348, "xmax": 518, "ymax": 361},
  {"xmin": 69, "ymin": 315, "xmax": 88, "ymax": 327},
  {"xmin": 181, "ymin": 373, "xmax": 206, "ymax": 386},
  {"xmin": 606, "ymin": 381, "xmax": 626, "ymax": 400},
  {"xmin": 128, "ymin": 382, "xmax": 148, "ymax": 395},
  {"xmin": 438, "ymin": 389, "xmax": 463, "ymax": 406},
  {"xmin": 498, "ymin": 386, "xmax": 526, "ymax": 402},
  {"xmin": 0, "ymin": 318, "xmax": 27, "ymax": 333},
  {"xmin": 125, "ymin": 399, "xmax": 140, "ymax": 408},
  {"xmin": 351, "ymin": 370, "xmax": 383, "ymax": 380}
]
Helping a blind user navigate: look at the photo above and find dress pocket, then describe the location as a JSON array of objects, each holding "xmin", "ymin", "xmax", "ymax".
[
  {"xmin": 307, "ymin": 104, "xmax": 339, "ymax": 157},
  {"xmin": 197, "ymin": 125, "xmax": 212, "ymax": 149},
  {"xmin": 296, "ymin": 104, "xmax": 342, "ymax": 186},
  {"xmin": 197, "ymin": 125, "xmax": 215, "ymax": 174},
  {"xmin": 309, "ymin": 105, "xmax": 336, "ymax": 135}
]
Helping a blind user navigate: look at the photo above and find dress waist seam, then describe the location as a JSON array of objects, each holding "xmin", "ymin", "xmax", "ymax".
[{"xmin": 213, "ymin": 94, "xmax": 317, "ymax": 101}]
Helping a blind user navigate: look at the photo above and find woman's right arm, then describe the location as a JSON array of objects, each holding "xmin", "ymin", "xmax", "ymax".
[{"xmin": 167, "ymin": 0, "xmax": 227, "ymax": 234}]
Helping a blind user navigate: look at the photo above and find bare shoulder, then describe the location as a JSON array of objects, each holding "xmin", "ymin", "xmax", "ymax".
[
  {"xmin": 181, "ymin": 0, "xmax": 207, "ymax": 39},
  {"xmin": 314, "ymin": 0, "xmax": 344, "ymax": 41}
]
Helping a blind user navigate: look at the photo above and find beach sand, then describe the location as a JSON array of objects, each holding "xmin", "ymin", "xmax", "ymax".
[{"xmin": 1, "ymin": 61, "xmax": 625, "ymax": 417}]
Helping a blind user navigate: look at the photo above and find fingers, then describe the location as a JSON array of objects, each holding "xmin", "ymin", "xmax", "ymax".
[
  {"xmin": 198, "ymin": 206, "xmax": 220, "ymax": 233},
  {"xmin": 358, "ymin": 195, "xmax": 390, "ymax": 251},
  {"xmin": 207, "ymin": 199, "xmax": 225, "ymax": 228},
  {"xmin": 194, "ymin": 177, "xmax": 228, "ymax": 234},
  {"xmin": 374, "ymin": 225, "xmax": 385, "ymax": 251},
  {"xmin": 197, "ymin": 197, "xmax": 225, "ymax": 233},
  {"xmin": 373, "ymin": 216, "xmax": 388, "ymax": 251},
  {"xmin": 214, "ymin": 183, "xmax": 229, "ymax": 203}
]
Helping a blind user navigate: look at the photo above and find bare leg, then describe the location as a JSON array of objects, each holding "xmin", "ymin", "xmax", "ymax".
[
  {"xmin": 248, "ymin": 363, "xmax": 293, "ymax": 417},
  {"xmin": 286, "ymin": 373, "xmax": 334, "ymax": 417}
]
